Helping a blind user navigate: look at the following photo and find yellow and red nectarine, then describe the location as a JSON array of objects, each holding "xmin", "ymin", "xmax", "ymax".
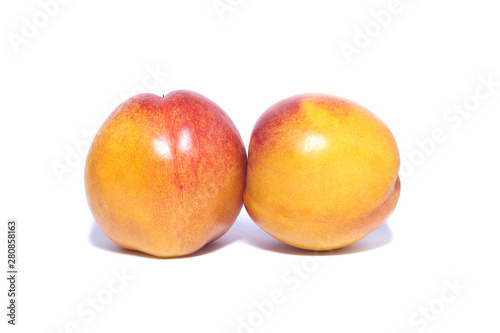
[
  {"xmin": 85, "ymin": 90, "xmax": 247, "ymax": 257},
  {"xmin": 244, "ymin": 93, "xmax": 400, "ymax": 251}
]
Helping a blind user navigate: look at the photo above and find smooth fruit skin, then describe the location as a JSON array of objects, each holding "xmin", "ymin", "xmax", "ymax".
[
  {"xmin": 85, "ymin": 91, "xmax": 247, "ymax": 257},
  {"xmin": 244, "ymin": 94, "xmax": 400, "ymax": 251}
]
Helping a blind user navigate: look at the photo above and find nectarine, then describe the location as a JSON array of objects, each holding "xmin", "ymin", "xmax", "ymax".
[
  {"xmin": 244, "ymin": 94, "xmax": 400, "ymax": 251},
  {"xmin": 85, "ymin": 90, "xmax": 247, "ymax": 257}
]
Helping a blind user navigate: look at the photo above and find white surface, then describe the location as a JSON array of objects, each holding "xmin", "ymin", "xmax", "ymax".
[{"xmin": 1, "ymin": 0, "xmax": 499, "ymax": 332}]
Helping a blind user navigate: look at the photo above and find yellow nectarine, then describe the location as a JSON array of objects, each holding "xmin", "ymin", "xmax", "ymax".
[{"xmin": 244, "ymin": 94, "xmax": 400, "ymax": 251}]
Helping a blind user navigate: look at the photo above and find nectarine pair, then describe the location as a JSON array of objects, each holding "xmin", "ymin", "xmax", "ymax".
[{"xmin": 85, "ymin": 91, "xmax": 400, "ymax": 257}]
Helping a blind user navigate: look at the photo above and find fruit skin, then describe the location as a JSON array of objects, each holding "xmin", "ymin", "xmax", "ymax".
[
  {"xmin": 244, "ymin": 94, "xmax": 400, "ymax": 251},
  {"xmin": 85, "ymin": 90, "xmax": 246, "ymax": 257}
]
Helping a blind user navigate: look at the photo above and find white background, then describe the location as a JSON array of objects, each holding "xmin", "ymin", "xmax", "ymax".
[{"xmin": 1, "ymin": 0, "xmax": 499, "ymax": 332}]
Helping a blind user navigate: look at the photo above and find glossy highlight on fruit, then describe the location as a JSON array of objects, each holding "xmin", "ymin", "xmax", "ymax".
[
  {"xmin": 85, "ymin": 90, "xmax": 247, "ymax": 257},
  {"xmin": 244, "ymin": 93, "xmax": 400, "ymax": 251}
]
